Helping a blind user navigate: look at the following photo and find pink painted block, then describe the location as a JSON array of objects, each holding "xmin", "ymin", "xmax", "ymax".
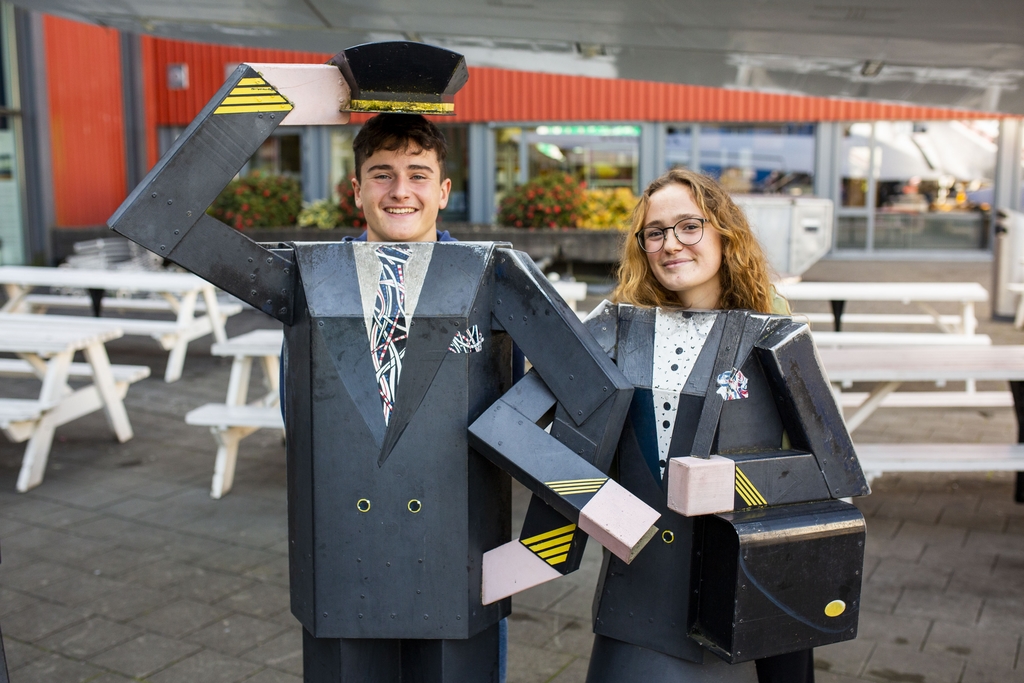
[
  {"xmin": 481, "ymin": 539, "xmax": 562, "ymax": 605},
  {"xmin": 666, "ymin": 455, "xmax": 736, "ymax": 517},
  {"xmin": 578, "ymin": 480, "xmax": 660, "ymax": 564}
]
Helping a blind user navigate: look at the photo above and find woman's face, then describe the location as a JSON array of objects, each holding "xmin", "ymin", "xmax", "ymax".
[{"xmin": 643, "ymin": 183, "xmax": 723, "ymax": 309}]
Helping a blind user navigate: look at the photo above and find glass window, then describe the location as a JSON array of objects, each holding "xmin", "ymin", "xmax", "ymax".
[
  {"xmin": 699, "ymin": 124, "xmax": 815, "ymax": 195},
  {"xmin": 665, "ymin": 126, "xmax": 694, "ymax": 170},
  {"xmin": 494, "ymin": 126, "xmax": 522, "ymax": 209},
  {"xmin": 329, "ymin": 127, "xmax": 357, "ymax": 199},
  {"xmin": 840, "ymin": 122, "xmax": 872, "ymax": 209},
  {"xmin": 250, "ymin": 134, "xmax": 301, "ymax": 177},
  {"xmin": 526, "ymin": 124, "xmax": 640, "ymax": 193},
  {"xmin": 874, "ymin": 121, "xmax": 995, "ymax": 250},
  {"xmin": 438, "ymin": 124, "xmax": 468, "ymax": 222},
  {"xmin": 494, "ymin": 124, "xmax": 641, "ymax": 212}
]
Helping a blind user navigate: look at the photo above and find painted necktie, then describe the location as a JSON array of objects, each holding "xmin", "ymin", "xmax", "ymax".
[{"xmin": 371, "ymin": 246, "xmax": 411, "ymax": 425}]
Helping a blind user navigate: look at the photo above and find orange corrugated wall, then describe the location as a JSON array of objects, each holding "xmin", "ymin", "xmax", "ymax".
[
  {"xmin": 143, "ymin": 37, "xmax": 1008, "ymax": 127},
  {"xmin": 45, "ymin": 15, "xmax": 127, "ymax": 227}
]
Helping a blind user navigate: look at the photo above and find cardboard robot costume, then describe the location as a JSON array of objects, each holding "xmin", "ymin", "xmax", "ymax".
[
  {"xmin": 107, "ymin": 43, "xmax": 660, "ymax": 681},
  {"xmin": 580, "ymin": 302, "xmax": 870, "ymax": 681}
]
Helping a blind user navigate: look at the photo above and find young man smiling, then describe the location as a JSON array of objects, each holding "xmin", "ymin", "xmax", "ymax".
[{"xmin": 349, "ymin": 113, "xmax": 455, "ymax": 243}]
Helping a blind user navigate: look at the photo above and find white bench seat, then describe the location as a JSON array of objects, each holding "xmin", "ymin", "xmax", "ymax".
[
  {"xmin": 22, "ymin": 293, "xmax": 242, "ymax": 316},
  {"xmin": 856, "ymin": 443, "xmax": 1024, "ymax": 481},
  {"xmin": 813, "ymin": 331, "xmax": 991, "ymax": 347},
  {"xmin": 0, "ymin": 399, "xmax": 48, "ymax": 426},
  {"xmin": 798, "ymin": 312, "xmax": 964, "ymax": 328},
  {"xmin": 838, "ymin": 390, "xmax": 1013, "ymax": 409},
  {"xmin": 0, "ymin": 359, "xmax": 151, "ymax": 384},
  {"xmin": 186, "ymin": 403, "xmax": 284, "ymax": 430}
]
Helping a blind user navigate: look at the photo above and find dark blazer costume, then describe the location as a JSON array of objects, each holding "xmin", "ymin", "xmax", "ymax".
[{"xmin": 579, "ymin": 303, "xmax": 870, "ymax": 682}]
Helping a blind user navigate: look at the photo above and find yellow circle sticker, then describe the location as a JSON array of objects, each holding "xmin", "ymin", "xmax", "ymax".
[{"xmin": 824, "ymin": 600, "xmax": 846, "ymax": 617}]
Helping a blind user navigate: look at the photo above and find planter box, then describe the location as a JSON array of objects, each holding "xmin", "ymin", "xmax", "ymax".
[{"xmin": 51, "ymin": 224, "xmax": 625, "ymax": 266}]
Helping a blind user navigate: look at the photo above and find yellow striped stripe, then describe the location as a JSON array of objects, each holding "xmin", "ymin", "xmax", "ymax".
[
  {"xmin": 545, "ymin": 478, "xmax": 607, "ymax": 486},
  {"xmin": 214, "ymin": 103, "xmax": 294, "ymax": 115},
  {"xmin": 229, "ymin": 86, "xmax": 277, "ymax": 95},
  {"xmin": 221, "ymin": 95, "xmax": 288, "ymax": 105},
  {"xmin": 238, "ymin": 77, "xmax": 267, "ymax": 86},
  {"xmin": 734, "ymin": 476, "xmax": 762, "ymax": 507},
  {"xmin": 526, "ymin": 534, "xmax": 574, "ymax": 552},
  {"xmin": 545, "ymin": 553, "xmax": 569, "ymax": 565},
  {"xmin": 521, "ymin": 523, "xmax": 576, "ymax": 546},
  {"xmin": 735, "ymin": 468, "xmax": 767, "ymax": 507},
  {"xmin": 538, "ymin": 543, "xmax": 572, "ymax": 559},
  {"xmin": 549, "ymin": 485, "xmax": 604, "ymax": 495}
]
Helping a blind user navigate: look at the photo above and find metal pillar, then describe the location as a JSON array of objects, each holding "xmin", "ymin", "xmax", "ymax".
[{"xmin": 468, "ymin": 123, "xmax": 494, "ymax": 224}]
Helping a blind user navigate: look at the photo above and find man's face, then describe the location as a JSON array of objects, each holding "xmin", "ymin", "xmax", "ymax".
[{"xmin": 352, "ymin": 145, "xmax": 451, "ymax": 242}]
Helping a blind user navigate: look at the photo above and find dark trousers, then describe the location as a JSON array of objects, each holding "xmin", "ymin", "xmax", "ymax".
[
  {"xmin": 303, "ymin": 622, "xmax": 501, "ymax": 683},
  {"xmin": 755, "ymin": 650, "xmax": 814, "ymax": 683}
]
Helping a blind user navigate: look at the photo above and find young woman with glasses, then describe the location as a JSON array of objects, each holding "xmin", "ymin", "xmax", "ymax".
[{"xmin": 583, "ymin": 168, "xmax": 820, "ymax": 683}]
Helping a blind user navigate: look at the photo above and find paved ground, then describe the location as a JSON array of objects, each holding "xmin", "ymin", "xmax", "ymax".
[{"xmin": 0, "ymin": 258, "xmax": 1023, "ymax": 682}]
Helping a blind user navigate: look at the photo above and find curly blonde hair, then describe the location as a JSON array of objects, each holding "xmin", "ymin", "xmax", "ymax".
[{"xmin": 611, "ymin": 168, "xmax": 775, "ymax": 313}]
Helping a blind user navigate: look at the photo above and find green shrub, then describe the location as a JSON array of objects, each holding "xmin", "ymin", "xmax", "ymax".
[
  {"xmin": 335, "ymin": 178, "xmax": 366, "ymax": 229},
  {"xmin": 208, "ymin": 171, "xmax": 302, "ymax": 229},
  {"xmin": 298, "ymin": 199, "xmax": 342, "ymax": 230},
  {"xmin": 579, "ymin": 187, "xmax": 637, "ymax": 230},
  {"xmin": 497, "ymin": 172, "xmax": 586, "ymax": 228}
]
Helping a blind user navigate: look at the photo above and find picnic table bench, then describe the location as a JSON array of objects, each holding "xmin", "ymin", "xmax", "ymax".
[
  {"xmin": 0, "ymin": 319, "xmax": 150, "ymax": 491},
  {"xmin": 185, "ymin": 329, "xmax": 283, "ymax": 498},
  {"xmin": 818, "ymin": 345, "xmax": 1024, "ymax": 500},
  {"xmin": 0, "ymin": 266, "xmax": 242, "ymax": 382},
  {"xmin": 777, "ymin": 281, "xmax": 988, "ymax": 334}
]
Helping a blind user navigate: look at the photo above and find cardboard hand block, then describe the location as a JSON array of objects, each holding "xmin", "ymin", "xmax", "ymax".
[
  {"xmin": 667, "ymin": 455, "xmax": 736, "ymax": 517},
  {"xmin": 481, "ymin": 539, "xmax": 562, "ymax": 605},
  {"xmin": 578, "ymin": 480, "xmax": 660, "ymax": 564}
]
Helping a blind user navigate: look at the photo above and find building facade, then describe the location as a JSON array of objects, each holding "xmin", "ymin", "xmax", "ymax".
[{"xmin": 2, "ymin": 8, "xmax": 1022, "ymax": 265}]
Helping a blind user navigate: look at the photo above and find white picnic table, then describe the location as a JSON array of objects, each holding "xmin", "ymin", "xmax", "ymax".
[
  {"xmin": 777, "ymin": 281, "xmax": 988, "ymax": 334},
  {"xmin": 185, "ymin": 328, "xmax": 284, "ymax": 498},
  {"xmin": 0, "ymin": 265, "xmax": 241, "ymax": 382},
  {"xmin": 0, "ymin": 319, "xmax": 150, "ymax": 491},
  {"xmin": 819, "ymin": 345, "xmax": 1024, "ymax": 432}
]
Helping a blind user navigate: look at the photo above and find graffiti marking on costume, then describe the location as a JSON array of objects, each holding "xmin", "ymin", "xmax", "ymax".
[
  {"xmin": 716, "ymin": 368, "xmax": 749, "ymax": 401},
  {"xmin": 449, "ymin": 325, "xmax": 484, "ymax": 353},
  {"xmin": 371, "ymin": 246, "xmax": 412, "ymax": 425}
]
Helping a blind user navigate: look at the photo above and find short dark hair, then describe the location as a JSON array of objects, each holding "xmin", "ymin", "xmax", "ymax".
[{"xmin": 352, "ymin": 114, "xmax": 448, "ymax": 181}]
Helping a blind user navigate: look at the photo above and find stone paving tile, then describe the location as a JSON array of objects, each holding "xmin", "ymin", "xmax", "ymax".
[
  {"xmin": 41, "ymin": 573, "xmax": 127, "ymax": 607},
  {"xmin": 814, "ymin": 638, "xmax": 874, "ymax": 677},
  {"xmin": 170, "ymin": 569, "xmax": 255, "ymax": 603},
  {"xmin": 867, "ymin": 557, "xmax": 952, "ymax": 591},
  {"xmin": 2, "ymin": 637, "xmax": 47, "ymax": 671},
  {"xmin": 862, "ymin": 643, "xmax": 966, "ymax": 683},
  {"xmin": 10, "ymin": 652, "xmax": 108, "ymax": 683},
  {"xmin": 242, "ymin": 667, "xmax": 303, "ymax": 683},
  {"xmin": 854, "ymin": 611, "xmax": 931, "ymax": 649},
  {"xmin": 185, "ymin": 613, "xmax": 289, "ymax": 656},
  {"xmin": 505, "ymin": 642, "xmax": 577, "ymax": 683},
  {"xmin": 894, "ymin": 587, "xmax": 984, "ymax": 623},
  {"xmin": 214, "ymin": 580, "xmax": 291, "ymax": 618},
  {"xmin": 960, "ymin": 661, "xmax": 1024, "ymax": 683},
  {"xmin": 506, "ymin": 607, "xmax": 594, "ymax": 659},
  {"xmin": 37, "ymin": 616, "xmax": 141, "ymax": 658},
  {"xmin": 147, "ymin": 648, "xmax": 262, "ymax": 683},
  {"xmin": 78, "ymin": 581, "xmax": 176, "ymax": 621},
  {"xmin": 130, "ymin": 598, "xmax": 232, "ymax": 638},
  {"xmin": 923, "ymin": 620, "xmax": 1021, "ymax": 670},
  {"xmin": 2, "ymin": 601, "xmax": 90, "ymax": 642},
  {"xmin": 89, "ymin": 632, "xmax": 201, "ymax": 678},
  {"xmin": 238, "ymin": 627, "xmax": 303, "ymax": 675}
]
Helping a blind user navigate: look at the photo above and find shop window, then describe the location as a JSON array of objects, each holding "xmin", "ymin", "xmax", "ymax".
[
  {"xmin": 699, "ymin": 124, "xmax": 815, "ymax": 195},
  {"xmin": 665, "ymin": 126, "xmax": 694, "ymax": 170},
  {"xmin": 249, "ymin": 134, "xmax": 301, "ymax": 177},
  {"xmin": 495, "ymin": 125, "xmax": 640, "ymax": 211},
  {"xmin": 438, "ymin": 125, "xmax": 468, "ymax": 222},
  {"xmin": 329, "ymin": 127, "xmax": 357, "ymax": 199}
]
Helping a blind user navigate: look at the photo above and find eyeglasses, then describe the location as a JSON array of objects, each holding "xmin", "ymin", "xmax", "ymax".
[{"xmin": 636, "ymin": 218, "xmax": 708, "ymax": 253}]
